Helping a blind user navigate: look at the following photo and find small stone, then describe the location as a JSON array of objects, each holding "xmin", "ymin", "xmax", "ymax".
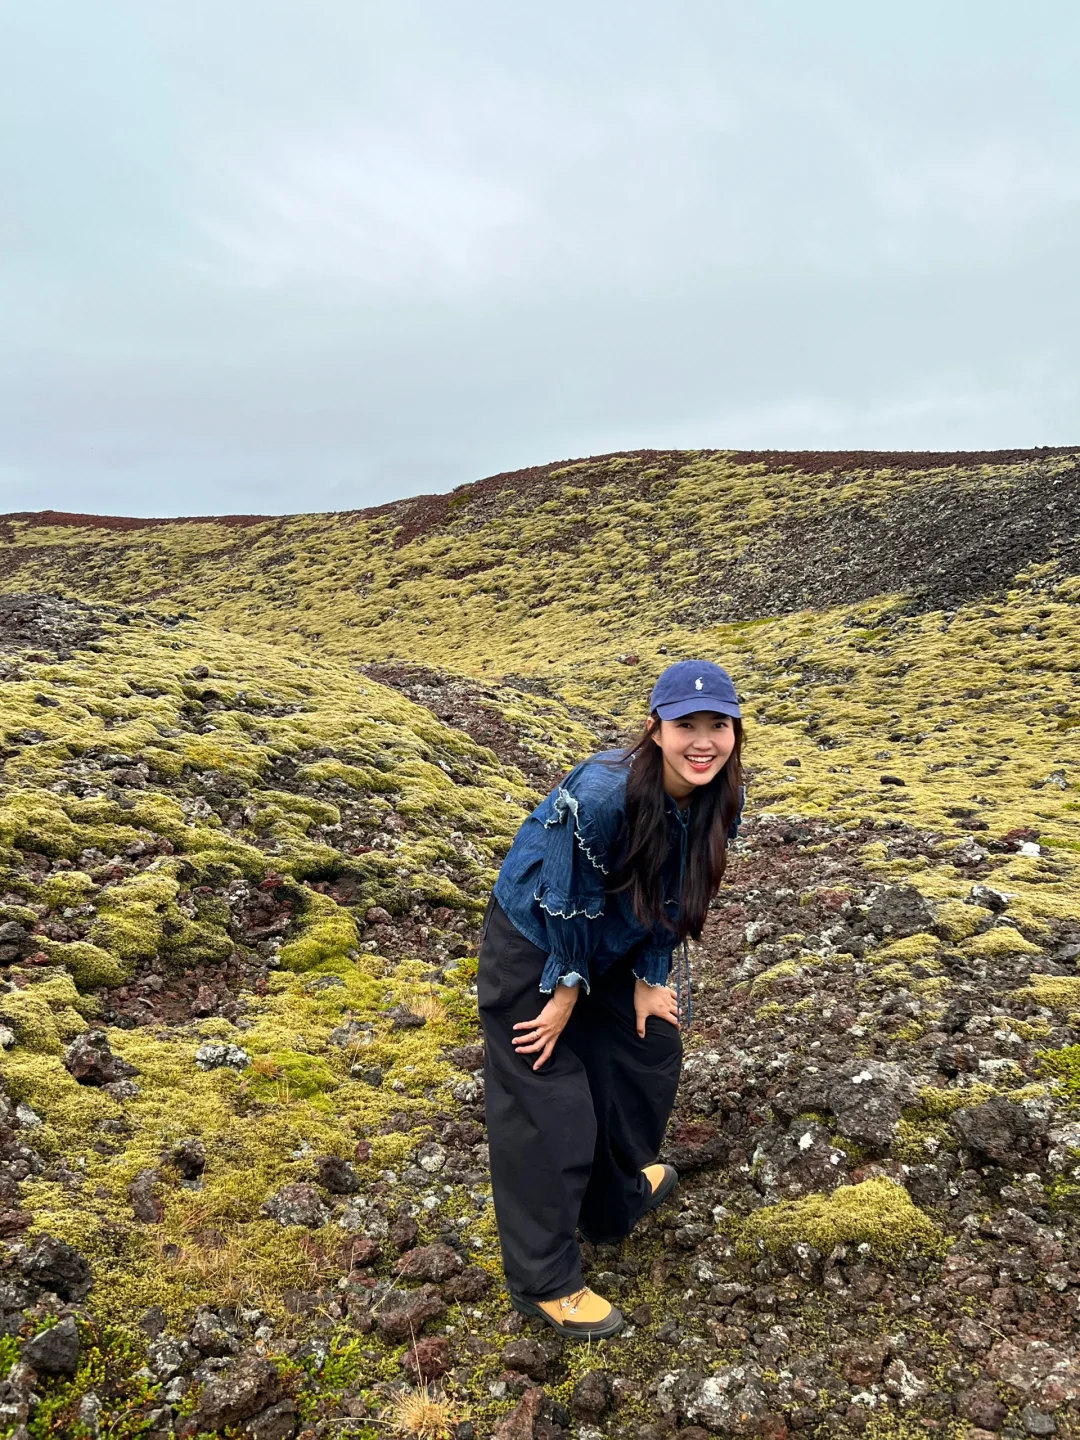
[
  {"xmin": 865, "ymin": 885, "xmax": 935, "ymax": 938},
  {"xmin": 147, "ymin": 1337, "xmax": 196, "ymax": 1380},
  {"xmin": 957, "ymin": 1382, "xmax": 1008, "ymax": 1431},
  {"xmin": 395, "ymin": 1242, "xmax": 463, "ymax": 1283},
  {"xmin": 260, "ymin": 1183, "xmax": 330, "ymax": 1229},
  {"xmin": 64, "ymin": 1030, "xmax": 138, "ymax": 1086},
  {"xmin": 402, "ymin": 1336, "xmax": 451, "ymax": 1382},
  {"xmin": 17, "ymin": 1233, "xmax": 92, "ymax": 1301},
  {"xmin": 342, "ymin": 1235, "xmax": 381, "ymax": 1268},
  {"xmin": 951, "ymin": 1095, "xmax": 1035, "ymax": 1166},
  {"xmin": 190, "ymin": 1308, "xmax": 240, "ymax": 1358},
  {"xmin": 389, "ymin": 1215, "xmax": 419, "ymax": 1252},
  {"xmin": 840, "ymin": 1339, "xmax": 891, "ymax": 1385},
  {"xmin": 953, "ymin": 836, "xmax": 989, "ymax": 867},
  {"xmin": 571, "ymin": 1370, "xmax": 613, "ymax": 1422},
  {"xmin": 184, "ymin": 1356, "xmax": 282, "ymax": 1434},
  {"xmin": 172, "ymin": 1138, "xmax": 207, "ymax": 1180},
  {"xmin": 240, "ymin": 1399, "xmax": 298, "ymax": 1440},
  {"xmin": 315, "ymin": 1156, "xmax": 360, "ymax": 1194},
  {"xmin": 188, "ymin": 664, "xmax": 210, "ymax": 679},
  {"xmin": 191, "ymin": 985, "xmax": 218, "ymax": 1017},
  {"xmin": 969, "ymin": 884, "xmax": 1011, "ymax": 913},
  {"xmin": 23, "ymin": 1316, "xmax": 80, "ymax": 1376},
  {"xmin": 365, "ymin": 907, "xmax": 393, "ymax": 925},
  {"xmin": 416, "ymin": 1142, "xmax": 447, "ymax": 1173},
  {"xmin": 194, "ymin": 1042, "xmax": 250, "ymax": 1071},
  {"xmin": 1021, "ymin": 1405, "xmax": 1057, "ymax": 1437},
  {"xmin": 501, "ymin": 1336, "xmax": 548, "ymax": 1381},
  {"xmin": 956, "ymin": 1317, "xmax": 992, "ymax": 1352},
  {"xmin": 443, "ymin": 1266, "xmax": 492, "ymax": 1302},
  {"xmin": 880, "ymin": 774, "xmax": 906, "ymax": 786},
  {"xmin": 492, "ymin": 1386, "xmax": 544, "ymax": 1440},
  {"xmin": 371, "ymin": 1282, "xmax": 445, "ymax": 1342},
  {"xmin": 388, "ymin": 1004, "xmax": 426, "ymax": 1031},
  {"xmin": 0, "ymin": 1025, "xmax": 15, "ymax": 1049},
  {"xmin": 139, "ymin": 1306, "xmax": 167, "ymax": 1339},
  {"xmin": 129, "ymin": 1168, "xmax": 163, "ymax": 1223}
]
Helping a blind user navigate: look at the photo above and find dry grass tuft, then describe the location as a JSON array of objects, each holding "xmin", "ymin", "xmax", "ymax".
[
  {"xmin": 411, "ymin": 992, "xmax": 448, "ymax": 1025},
  {"xmin": 381, "ymin": 1385, "xmax": 464, "ymax": 1439}
]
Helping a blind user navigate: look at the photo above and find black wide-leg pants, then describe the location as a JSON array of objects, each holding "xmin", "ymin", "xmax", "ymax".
[{"xmin": 477, "ymin": 896, "xmax": 683, "ymax": 1301}]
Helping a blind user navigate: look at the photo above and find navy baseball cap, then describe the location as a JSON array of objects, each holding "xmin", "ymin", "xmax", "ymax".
[{"xmin": 649, "ymin": 659, "xmax": 741, "ymax": 720}]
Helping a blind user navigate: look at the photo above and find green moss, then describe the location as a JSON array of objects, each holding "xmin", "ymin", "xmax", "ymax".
[
  {"xmin": 893, "ymin": 1116, "xmax": 954, "ymax": 1163},
  {"xmin": 41, "ymin": 939, "xmax": 128, "ymax": 990},
  {"xmin": 961, "ymin": 927, "xmax": 1043, "ymax": 959},
  {"xmin": 1034, "ymin": 1044, "xmax": 1080, "ymax": 1095},
  {"xmin": 90, "ymin": 870, "xmax": 179, "ymax": 962},
  {"xmin": 244, "ymin": 1049, "xmax": 340, "ymax": 1106},
  {"xmin": 38, "ymin": 870, "xmax": 98, "ymax": 908},
  {"xmin": 1013, "ymin": 975, "xmax": 1080, "ymax": 1011},
  {"xmin": 735, "ymin": 1177, "xmax": 947, "ymax": 1262},
  {"xmin": 749, "ymin": 960, "xmax": 800, "ymax": 993},
  {"xmin": 870, "ymin": 932, "xmax": 941, "ymax": 964},
  {"xmin": 933, "ymin": 899, "xmax": 988, "ymax": 943},
  {"xmin": 278, "ymin": 891, "xmax": 358, "ymax": 973},
  {"xmin": 915, "ymin": 1084, "xmax": 996, "ymax": 1118},
  {"xmin": 0, "ymin": 974, "xmax": 94, "ymax": 1053}
]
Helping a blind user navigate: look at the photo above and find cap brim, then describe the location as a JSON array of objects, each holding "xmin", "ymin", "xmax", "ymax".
[{"xmin": 655, "ymin": 699, "xmax": 741, "ymax": 720}]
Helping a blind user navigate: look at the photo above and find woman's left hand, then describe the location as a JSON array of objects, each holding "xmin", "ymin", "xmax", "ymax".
[{"xmin": 633, "ymin": 979, "xmax": 679, "ymax": 1038}]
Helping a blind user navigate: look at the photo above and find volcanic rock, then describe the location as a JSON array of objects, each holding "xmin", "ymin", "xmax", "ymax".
[
  {"xmin": 181, "ymin": 1356, "xmax": 282, "ymax": 1435},
  {"xmin": 260, "ymin": 1184, "xmax": 330, "ymax": 1229},
  {"xmin": 64, "ymin": 1031, "xmax": 138, "ymax": 1086},
  {"xmin": 23, "ymin": 1316, "xmax": 80, "ymax": 1376},
  {"xmin": 17, "ymin": 1234, "xmax": 92, "ymax": 1301}
]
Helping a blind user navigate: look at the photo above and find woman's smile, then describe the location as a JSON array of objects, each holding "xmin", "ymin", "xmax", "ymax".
[
  {"xmin": 651, "ymin": 710, "xmax": 736, "ymax": 800},
  {"xmin": 683, "ymin": 752, "xmax": 718, "ymax": 774}
]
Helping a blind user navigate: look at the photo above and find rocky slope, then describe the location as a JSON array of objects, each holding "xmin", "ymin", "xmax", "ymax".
[{"xmin": 0, "ymin": 448, "xmax": 1079, "ymax": 1440}]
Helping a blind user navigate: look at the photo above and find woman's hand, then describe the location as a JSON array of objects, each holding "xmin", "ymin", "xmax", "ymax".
[
  {"xmin": 512, "ymin": 985, "xmax": 579, "ymax": 1071},
  {"xmin": 634, "ymin": 978, "xmax": 680, "ymax": 1038}
]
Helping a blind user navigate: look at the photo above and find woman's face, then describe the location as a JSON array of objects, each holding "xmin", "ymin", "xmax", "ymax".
[{"xmin": 650, "ymin": 711, "xmax": 737, "ymax": 800}]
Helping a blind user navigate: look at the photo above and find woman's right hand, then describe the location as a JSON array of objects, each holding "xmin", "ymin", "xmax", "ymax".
[{"xmin": 511, "ymin": 984, "xmax": 579, "ymax": 1071}]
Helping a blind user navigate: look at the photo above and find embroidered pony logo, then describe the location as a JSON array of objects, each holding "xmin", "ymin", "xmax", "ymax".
[{"xmin": 694, "ymin": 677, "xmax": 703, "ymax": 690}]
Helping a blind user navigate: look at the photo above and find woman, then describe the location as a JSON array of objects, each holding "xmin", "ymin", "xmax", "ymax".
[{"xmin": 477, "ymin": 659, "xmax": 745, "ymax": 1340}]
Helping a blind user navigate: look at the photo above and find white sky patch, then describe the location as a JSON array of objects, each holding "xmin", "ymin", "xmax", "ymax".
[
  {"xmin": 195, "ymin": 129, "xmax": 534, "ymax": 294},
  {"xmin": 872, "ymin": 137, "xmax": 1080, "ymax": 230}
]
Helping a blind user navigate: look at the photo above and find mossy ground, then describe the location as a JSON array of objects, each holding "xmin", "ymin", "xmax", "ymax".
[{"xmin": 2, "ymin": 449, "xmax": 1080, "ymax": 1436}]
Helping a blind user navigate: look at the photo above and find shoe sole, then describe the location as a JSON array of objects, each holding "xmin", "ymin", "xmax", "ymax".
[
  {"xmin": 643, "ymin": 1163, "xmax": 679, "ymax": 1213},
  {"xmin": 508, "ymin": 1293, "xmax": 625, "ymax": 1340}
]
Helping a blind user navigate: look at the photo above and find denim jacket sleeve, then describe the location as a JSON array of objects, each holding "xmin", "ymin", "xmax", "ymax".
[
  {"xmin": 631, "ymin": 920, "xmax": 678, "ymax": 988},
  {"xmin": 533, "ymin": 765, "xmax": 622, "ymax": 996}
]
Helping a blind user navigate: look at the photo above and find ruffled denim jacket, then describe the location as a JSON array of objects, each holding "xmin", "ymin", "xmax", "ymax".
[{"xmin": 492, "ymin": 749, "xmax": 745, "ymax": 1023}]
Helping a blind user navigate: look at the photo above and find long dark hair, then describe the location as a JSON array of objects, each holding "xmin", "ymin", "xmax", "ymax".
[{"xmin": 606, "ymin": 712, "xmax": 744, "ymax": 942}]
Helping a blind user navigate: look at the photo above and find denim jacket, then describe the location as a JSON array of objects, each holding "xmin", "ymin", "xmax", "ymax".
[{"xmin": 492, "ymin": 750, "xmax": 745, "ymax": 1010}]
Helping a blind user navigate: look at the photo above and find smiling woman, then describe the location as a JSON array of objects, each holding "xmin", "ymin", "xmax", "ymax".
[{"xmin": 475, "ymin": 658, "xmax": 746, "ymax": 1341}]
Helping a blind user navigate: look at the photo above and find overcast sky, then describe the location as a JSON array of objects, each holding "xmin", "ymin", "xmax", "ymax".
[{"xmin": 2, "ymin": 2, "xmax": 1078, "ymax": 518}]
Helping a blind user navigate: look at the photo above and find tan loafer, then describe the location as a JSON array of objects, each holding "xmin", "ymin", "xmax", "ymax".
[{"xmin": 509, "ymin": 1285, "xmax": 625, "ymax": 1340}]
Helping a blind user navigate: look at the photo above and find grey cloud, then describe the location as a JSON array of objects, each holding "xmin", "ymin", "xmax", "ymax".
[{"xmin": 1, "ymin": 0, "xmax": 1078, "ymax": 517}]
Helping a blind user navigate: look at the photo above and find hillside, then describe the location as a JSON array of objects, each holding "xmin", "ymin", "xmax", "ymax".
[{"xmin": 1, "ymin": 447, "xmax": 1080, "ymax": 1440}]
